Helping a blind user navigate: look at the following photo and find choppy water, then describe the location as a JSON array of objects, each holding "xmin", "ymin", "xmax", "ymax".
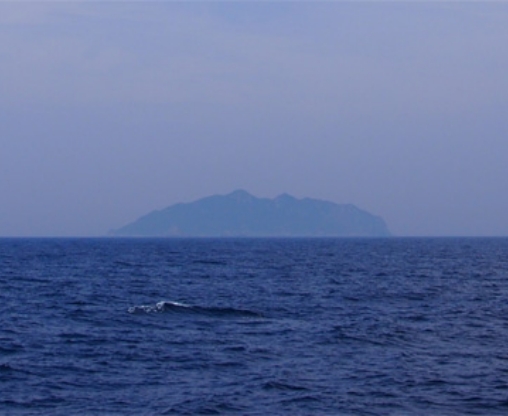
[{"xmin": 1, "ymin": 238, "xmax": 508, "ymax": 415}]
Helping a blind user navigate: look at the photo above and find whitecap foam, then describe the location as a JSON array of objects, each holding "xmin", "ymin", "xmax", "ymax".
[{"xmin": 128, "ymin": 300, "xmax": 191, "ymax": 314}]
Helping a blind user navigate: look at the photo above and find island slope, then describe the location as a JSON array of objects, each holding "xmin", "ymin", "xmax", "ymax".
[{"xmin": 110, "ymin": 190, "xmax": 391, "ymax": 237}]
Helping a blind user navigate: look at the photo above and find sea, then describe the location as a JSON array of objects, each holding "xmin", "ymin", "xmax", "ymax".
[{"xmin": 1, "ymin": 237, "xmax": 508, "ymax": 415}]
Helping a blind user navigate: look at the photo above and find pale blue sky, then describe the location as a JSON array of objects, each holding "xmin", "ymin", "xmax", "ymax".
[{"xmin": 1, "ymin": 1, "xmax": 508, "ymax": 236}]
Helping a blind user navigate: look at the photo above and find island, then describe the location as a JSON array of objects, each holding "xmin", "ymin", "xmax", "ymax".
[{"xmin": 110, "ymin": 190, "xmax": 391, "ymax": 237}]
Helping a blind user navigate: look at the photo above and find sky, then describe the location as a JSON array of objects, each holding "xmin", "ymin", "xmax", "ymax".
[{"xmin": 1, "ymin": 1, "xmax": 508, "ymax": 237}]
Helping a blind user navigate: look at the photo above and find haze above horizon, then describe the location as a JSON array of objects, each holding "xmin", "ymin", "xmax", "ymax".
[{"xmin": 1, "ymin": 2, "xmax": 507, "ymax": 237}]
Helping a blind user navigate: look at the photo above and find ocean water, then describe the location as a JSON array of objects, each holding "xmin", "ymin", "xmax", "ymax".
[{"xmin": 1, "ymin": 238, "xmax": 508, "ymax": 415}]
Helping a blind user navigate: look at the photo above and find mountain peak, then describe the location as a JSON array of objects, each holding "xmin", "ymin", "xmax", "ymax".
[
  {"xmin": 226, "ymin": 189, "xmax": 255, "ymax": 202},
  {"xmin": 227, "ymin": 189, "xmax": 252, "ymax": 197},
  {"xmin": 275, "ymin": 193, "xmax": 297, "ymax": 202}
]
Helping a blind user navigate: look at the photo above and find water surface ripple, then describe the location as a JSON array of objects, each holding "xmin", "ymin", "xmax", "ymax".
[{"xmin": 1, "ymin": 238, "xmax": 508, "ymax": 415}]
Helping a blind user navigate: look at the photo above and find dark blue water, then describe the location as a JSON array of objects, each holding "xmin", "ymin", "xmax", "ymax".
[{"xmin": 1, "ymin": 238, "xmax": 508, "ymax": 415}]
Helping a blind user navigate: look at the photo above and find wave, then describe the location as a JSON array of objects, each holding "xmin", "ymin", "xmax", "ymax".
[{"xmin": 128, "ymin": 301, "xmax": 263, "ymax": 318}]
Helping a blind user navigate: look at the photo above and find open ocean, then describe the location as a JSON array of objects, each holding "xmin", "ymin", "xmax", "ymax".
[{"xmin": 1, "ymin": 237, "xmax": 508, "ymax": 415}]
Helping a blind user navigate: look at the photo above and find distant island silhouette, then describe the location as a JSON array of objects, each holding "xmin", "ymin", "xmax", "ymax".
[{"xmin": 110, "ymin": 190, "xmax": 391, "ymax": 237}]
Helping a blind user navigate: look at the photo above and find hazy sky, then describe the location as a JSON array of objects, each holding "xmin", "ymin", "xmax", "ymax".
[{"xmin": 1, "ymin": 1, "xmax": 508, "ymax": 237}]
